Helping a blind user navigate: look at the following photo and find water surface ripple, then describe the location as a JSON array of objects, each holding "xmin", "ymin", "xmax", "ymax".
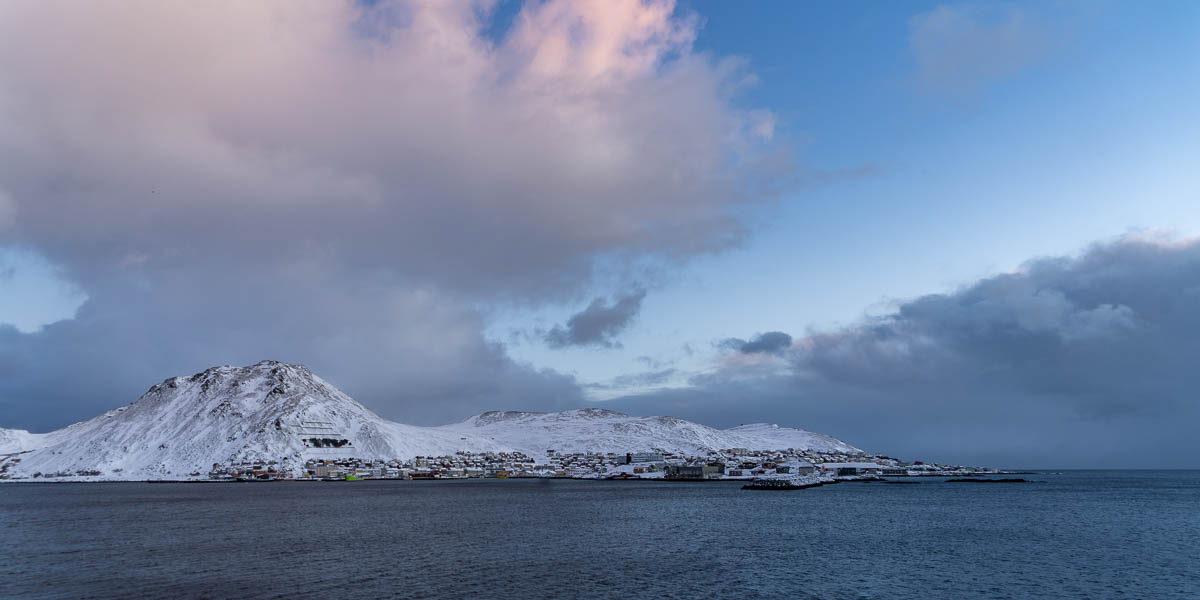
[{"xmin": 2, "ymin": 471, "xmax": 1197, "ymax": 599}]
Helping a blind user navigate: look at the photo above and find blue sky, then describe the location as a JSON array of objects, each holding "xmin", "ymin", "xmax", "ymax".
[
  {"xmin": 0, "ymin": 247, "xmax": 86, "ymax": 334},
  {"xmin": 2, "ymin": 1, "xmax": 1199, "ymax": 466}
]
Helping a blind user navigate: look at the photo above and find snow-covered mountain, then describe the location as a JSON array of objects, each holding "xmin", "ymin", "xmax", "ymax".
[
  {"xmin": 440, "ymin": 409, "xmax": 859, "ymax": 457},
  {"xmin": 0, "ymin": 361, "xmax": 502, "ymax": 480},
  {"xmin": 0, "ymin": 361, "xmax": 861, "ymax": 480}
]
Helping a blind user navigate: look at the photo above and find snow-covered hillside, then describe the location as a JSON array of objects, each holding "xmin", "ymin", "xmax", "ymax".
[
  {"xmin": 0, "ymin": 427, "xmax": 49, "ymax": 455},
  {"xmin": 0, "ymin": 361, "xmax": 861, "ymax": 481},
  {"xmin": 439, "ymin": 409, "xmax": 860, "ymax": 457},
  {"xmin": 723, "ymin": 423, "xmax": 860, "ymax": 454},
  {"xmin": 0, "ymin": 361, "xmax": 504, "ymax": 480}
]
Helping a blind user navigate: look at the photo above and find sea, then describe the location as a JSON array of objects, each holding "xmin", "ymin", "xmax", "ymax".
[{"xmin": 2, "ymin": 471, "xmax": 1197, "ymax": 599}]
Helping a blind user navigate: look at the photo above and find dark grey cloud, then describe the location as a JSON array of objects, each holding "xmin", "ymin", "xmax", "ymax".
[
  {"xmin": 610, "ymin": 236, "xmax": 1200, "ymax": 468},
  {"xmin": 545, "ymin": 290, "xmax": 646, "ymax": 349},
  {"xmin": 0, "ymin": 267, "xmax": 583, "ymax": 430},
  {"xmin": 720, "ymin": 331, "xmax": 793, "ymax": 355}
]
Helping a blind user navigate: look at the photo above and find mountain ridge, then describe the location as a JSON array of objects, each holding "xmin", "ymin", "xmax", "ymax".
[{"xmin": 0, "ymin": 361, "xmax": 862, "ymax": 480}]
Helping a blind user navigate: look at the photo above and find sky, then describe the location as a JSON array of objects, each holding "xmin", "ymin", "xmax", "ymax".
[{"xmin": 1, "ymin": 0, "xmax": 1198, "ymax": 468}]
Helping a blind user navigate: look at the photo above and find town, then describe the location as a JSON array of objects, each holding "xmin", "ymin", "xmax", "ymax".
[{"xmin": 207, "ymin": 446, "xmax": 999, "ymax": 482}]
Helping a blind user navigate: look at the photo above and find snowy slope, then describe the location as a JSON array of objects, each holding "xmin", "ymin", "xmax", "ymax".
[
  {"xmin": 0, "ymin": 428, "xmax": 49, "ymax": 455},
  {"xmin": 723, "ymin": 423, "xmax": 859, "ymax": 454},
  {"xmin": 436, "ymin": 409, "xmax": 861, "ymax": 457},
  {"xmin": 0, "ymin": 361, "xmax": 505, "ymax": 480},
  {"xmin": 0, "ymin": 361, "xmax": 861, "ymax": 481}
]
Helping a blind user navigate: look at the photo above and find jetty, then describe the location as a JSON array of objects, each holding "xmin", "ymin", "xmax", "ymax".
[{"xmin": 742, "ymin": 474, "xmax": 835, "ymax": 491}]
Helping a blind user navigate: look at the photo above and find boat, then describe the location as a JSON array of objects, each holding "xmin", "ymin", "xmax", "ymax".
[{"xmin": 344, "ymin": 474, "xmax": 362, "ymax": 481}]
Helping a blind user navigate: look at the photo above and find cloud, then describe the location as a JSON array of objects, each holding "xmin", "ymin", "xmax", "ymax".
[
  {"xmin": 634, "ymin": 355, "xmax": 673, "ymax": 369},
  {"xmin": 545, "ymin": 289, "xmax": 646, "ymax": 348},
  {"xmin": 587, "ymin": 368, "xmax": 678, "ymax": 391},
  {"xmin": 0, "ymin": 189, "xmax": 14, "ymax": 231},
  {"xmin": 0, "ymin": 266, "xmax": 584, "ymax": 429},
  {"xmin": 720, "ymin": 331, "xmax": 793, "ymax": 355},
  {"xmin": 0, "ymin": 1, "xmax": 782, "ymax": 430},
  {"xmin": 0, "ymin": 0, "xmax": 780, "ymax": 298},
  {"xmin": 909, "ymin": 4, "xmax": 1049, "ymax": 99},
  {"xmin": 610, "ymin": 236, "xmax": 1200, "ymax": 468}
]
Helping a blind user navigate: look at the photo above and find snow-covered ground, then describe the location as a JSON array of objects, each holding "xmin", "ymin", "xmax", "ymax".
[
  {"xmin": 0, "ymin": 360, "xmax": 862, "ymax": 481},
  {"xmin": 0, "ymin": 427, "xmax": 50, "ymax": 455},
  {"xmin": 439, "ymin": 409, "xmax": 859, "ymax": 458}
]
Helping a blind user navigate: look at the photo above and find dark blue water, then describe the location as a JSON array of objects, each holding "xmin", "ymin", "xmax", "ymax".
[{"xmin": 2, "ymin": 471, "xmax": 1198, "ymax": 599}]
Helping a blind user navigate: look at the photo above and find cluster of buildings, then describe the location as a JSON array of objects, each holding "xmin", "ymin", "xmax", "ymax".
[
  {"xmin": 207, "ymin": 460, "xmax": 288, "ymax": 481},
  {"xmin": 304, "ymin": 451, "xmax": 540, "ymax": 480},
  {"xmin": 200, "ymin": 421, "xmax": 992, "ymax": 482},
  {"xmin": 206, "ymin": 446, "xmax": 996, "ymax": 481}
]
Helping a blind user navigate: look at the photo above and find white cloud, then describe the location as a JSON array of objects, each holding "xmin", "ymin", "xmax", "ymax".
[
  {"xmin": 909, "ymin": 4, "xmax": 1049, "ymax": 99},
  {"xmin": 0, "ymin": 0, "xmax": 780, "ymax": 297},
  {"xmin": 0, "ymin": 0, "xmax": 785, "ymax": 429}
]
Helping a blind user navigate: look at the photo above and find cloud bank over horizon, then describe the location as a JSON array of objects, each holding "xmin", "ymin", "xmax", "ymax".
[{"xmin": 607, "ymin": 234, "xmax": 1200, "ymax": 468}]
